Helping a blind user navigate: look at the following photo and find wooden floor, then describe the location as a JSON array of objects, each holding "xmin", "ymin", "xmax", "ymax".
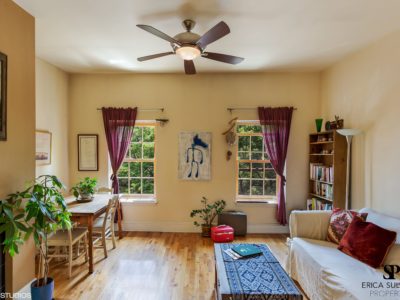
[{"xmin": 51, "ymin": 232, "xmax": 291, "ymax": 300}]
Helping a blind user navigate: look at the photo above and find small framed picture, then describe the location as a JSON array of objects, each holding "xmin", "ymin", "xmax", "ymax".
[
  {"xmin": 0, "ymin": 51, "xmax": 7, "ymax": 141},
  {"xmin": 78, "ymin": 134, "xmax": 98, "ymax": 171},
  {"xmin": 36, "ymin": 130, "xmax": 52, "ymax": 165}
]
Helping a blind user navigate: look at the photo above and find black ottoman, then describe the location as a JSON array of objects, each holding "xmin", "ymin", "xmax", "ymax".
[{"xmin": 217, "ymin": 210, "xmax": 247, "ymax": 236}]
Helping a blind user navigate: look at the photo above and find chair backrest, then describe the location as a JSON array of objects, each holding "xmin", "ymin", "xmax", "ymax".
[
  {"xmin": 97, "ymin": 187, "xmax": 113, "ymax": 194},
  {"xmin": 102, "ymin": 196, "xmax": 118, "ymax": 230}
]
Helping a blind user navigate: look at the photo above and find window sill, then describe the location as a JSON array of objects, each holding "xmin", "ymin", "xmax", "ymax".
[
  {"xmin": 235, "ymin": 198, "xmax": 277, "ymax": 206},
  {"xmin": 120, "ymin": 196, "xmax": 158, "ymax": 205}
]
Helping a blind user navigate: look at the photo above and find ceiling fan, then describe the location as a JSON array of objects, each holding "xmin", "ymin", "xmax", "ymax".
[{"xmin": 136, "ymin": 19, "xmax": 244, "ymax": 75}]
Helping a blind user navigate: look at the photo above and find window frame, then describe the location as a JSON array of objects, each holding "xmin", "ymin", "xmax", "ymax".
[
  {"xmin": 117, "ymin": 122, "xmax": 157, "ymax": 200},
  {"xmin": 235, "ymin": 120, "xmax": 277, "ymax": 203}
]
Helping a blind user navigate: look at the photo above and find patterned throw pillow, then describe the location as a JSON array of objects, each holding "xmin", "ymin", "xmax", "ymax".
[{"xmin": 327, "ymin": 208, "xmax": 368, "ymax": 244}]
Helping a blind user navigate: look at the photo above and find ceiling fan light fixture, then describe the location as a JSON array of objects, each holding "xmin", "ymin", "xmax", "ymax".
[{"xmin": 176, "ymin": 46, "xmax": 201, "ymax": 60}]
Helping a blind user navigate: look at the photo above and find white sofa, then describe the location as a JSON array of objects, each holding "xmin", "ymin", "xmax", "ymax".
[{"xmin": 287, "ymin": 208, "xmax": 400, "ymax": 300}]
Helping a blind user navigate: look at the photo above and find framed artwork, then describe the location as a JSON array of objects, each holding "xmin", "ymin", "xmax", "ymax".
[
  {"xmin": 0, "ymin": 51, "xmax": 7, "ymax": 141},
  {"xmin": 78, "ymin": 134, "xmax": 98, "ymax": 171},
  {"xmin": 178, "ymin": 132, "xmax": 211, "ymax": 180},
  {"xmin": 36, "ymin": 130, "xmax": 52, "ymax": 165}
]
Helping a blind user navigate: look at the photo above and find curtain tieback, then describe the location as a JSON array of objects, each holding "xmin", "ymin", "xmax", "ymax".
[
  {"xmin": 110, "ymin": 174, "xmax": 117, "ymax": 181},
  {"xmin": 279, "ymin": 174, "xmax": 286, "ymax": 184}
]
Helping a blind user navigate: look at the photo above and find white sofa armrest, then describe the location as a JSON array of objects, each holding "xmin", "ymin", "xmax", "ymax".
[{"xmin": 289, "ymin": 210, "xmax": 332, "ymax": 240}]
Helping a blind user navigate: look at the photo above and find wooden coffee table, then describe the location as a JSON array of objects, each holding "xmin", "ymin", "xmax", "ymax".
[{"xmin": 214, "ymin": 243, "xmax": 302, "ymax": 300}]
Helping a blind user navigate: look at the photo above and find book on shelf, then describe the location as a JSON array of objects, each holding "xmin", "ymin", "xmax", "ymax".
[
  {"xmin": 310, "ymin": 163, "xmax": 334, "ymax": 183},
  {"xmin": 312, "ymin": 181, "xmax": 333, "ymax": 199},
  {"xmin": 307, "ymin": 198, "xmax": 333, "ymax": 211}
]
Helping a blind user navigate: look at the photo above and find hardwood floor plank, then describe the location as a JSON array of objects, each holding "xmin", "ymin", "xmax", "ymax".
[{"xmin": 49, "ymin": 232, "xmax": 295, "ymax": 300}]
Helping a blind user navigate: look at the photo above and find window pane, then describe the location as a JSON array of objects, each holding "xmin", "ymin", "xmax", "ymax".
[
  {"xmin": 237, "ymin": 125, "xmax": 261, "ymax": 133},
  {"xmin": 251, "ymin": 152, "xmax": 263, "ymax": 160},
  {"xmin": 238, "ymin": 152, "xmax": 249, "ymax": 160},
  {"xmin": 132, "ymin": 127, "xmax": 142, "ymax": 142},
  {"xmin": 130, "ymin": 179, "xmax": 141, "ymax": 194},
  {"xmin": 143, "ymin": 162, "xmax": 154, "ymax": 177},
  {"xmin": 143, "ymin": 127, "xmax": 155, "ymax": 142},
  {"xmin": 238, "ymin": 136, "xmax": 250, "ymax": 151},
  {"xmin": 130, "ymin": 143, "xmax": 142, "ymax": 159},
  {"xmin": 118, "ymin": 162, "xmax": 129, "ymax": 177},
  {"xmin": 251, "ymin": 163, "xmax": 263, "ymax": 178},
  {"xmin": 238, "ymin": 179, "xmax": 250, "ymax": 195},
  {"xmin": 265, "ymin": 169, "xmax": 276, "ymax": 179},
  {"xmin": 264, "ymin": 150, "xmax": 270, "ymax": 160},
  {"xmin": 265, "ymin": 162, "xmax": 273, "ymax": 169},
  {"xmin": 130, "ymin": 162, "xmax": 141, "ymax": 177},
  {"xmin": 251, "ymin": 180, "xmax": 263, "ymax": 195},
  {"xmin": 142, "ymin": 179, "xmax": 154, "ymax": 194},
  {"xmin": 264, "ymin": 180, "xmax": 276, "ymax": 196},
  {"xmin": 119, "ymin": 178, "xmax": 129, "ymax": 193},
  {"xmin": 143, "ymin": 142, "xmax": 155, "ymax": 159},
  {"xmin": 251, "ymin": 136, "xmax": 263, "ymax": 152},
  {"xmin": 238, "ymin": 162, "xmax": 250, "ymax": 178}
]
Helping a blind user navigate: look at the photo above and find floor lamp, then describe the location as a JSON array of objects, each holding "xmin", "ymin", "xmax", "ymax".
[{"xmin": 337, "ymin": 129, "xmax": 362, "ymax": 210}]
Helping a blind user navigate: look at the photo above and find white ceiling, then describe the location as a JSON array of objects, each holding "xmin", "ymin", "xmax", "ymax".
[{"xmin": 14, "ymin": 0, "xmax": 400, "ymax": 73}]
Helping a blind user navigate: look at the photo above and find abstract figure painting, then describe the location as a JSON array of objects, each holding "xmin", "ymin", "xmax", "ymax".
[{"xmin": 178, "ymin": 132, "xmax": 211, "ymax": 180}]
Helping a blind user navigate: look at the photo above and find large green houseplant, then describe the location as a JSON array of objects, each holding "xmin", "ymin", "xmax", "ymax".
[
  {"xmin": 190, "ymin": 197, "xmax": 226, "ymax": 237},
  {"xmin": 0, "ymin": 175, "xmax": 71, "ymax": 300}
]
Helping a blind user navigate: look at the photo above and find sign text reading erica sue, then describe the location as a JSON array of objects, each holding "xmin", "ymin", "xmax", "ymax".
[{"xmin": 362, "ymin": 282, "xmax": 400, "ymax": 289}]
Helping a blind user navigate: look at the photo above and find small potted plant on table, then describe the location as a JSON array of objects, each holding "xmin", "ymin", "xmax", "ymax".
[
  {"xmin": 190, "ymin": 197, "xmax": 226, "ymax": 237},
  {"xmin": 0, "ymin": 175, "xmax": 71, "ymax": 300},
  {"xmin": 70, "ymin": 177, "xmax": 97, "ymax": 202}
]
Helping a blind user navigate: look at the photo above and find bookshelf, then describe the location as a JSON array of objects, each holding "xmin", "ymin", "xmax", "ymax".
[{"xmin": 307, "ymin": 130, "xmax": 347, "ymax": 210}]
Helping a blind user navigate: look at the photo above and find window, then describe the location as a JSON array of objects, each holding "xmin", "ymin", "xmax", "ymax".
[
  {"xmin": 117, "ymin": 125, "xmax": 155, "ymax": 198},
  {"xmin": 236, "ymin": 122, "xmax": 277, "ymax": 201}
]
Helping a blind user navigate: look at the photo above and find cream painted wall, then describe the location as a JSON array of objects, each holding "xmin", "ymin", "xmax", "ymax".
[
  {"xmin": 321, "ymin": 31, "xmax": 400, "ymax": 217},
  {"xmin": 69, "ymin": 72, "xmax": 320, "ymax": 232},
  {"xmin": 0, "ymin": 0, "xmax": 35, "ymax": 292},
  {"xmin": 36, "ymin": 58, "xmax": 70, "ymax": 187}
]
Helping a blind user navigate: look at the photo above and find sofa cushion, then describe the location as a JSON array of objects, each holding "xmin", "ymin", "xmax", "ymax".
[
  {"xmin": 338, "ymin": 216, "xmax": 397, "ymax": 268},
  {"xmin": 289, "ymin": 237, "xmax": 400, "ymax": 300},
  {"xmin": 359, "ymin": 208, "xmax": 400, "ymax": 265},
  {"xmin": 327, "ymin": 208, "xmax": 367, "ymax": 244}
]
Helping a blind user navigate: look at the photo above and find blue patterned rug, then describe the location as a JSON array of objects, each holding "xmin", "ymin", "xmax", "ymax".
[{"xmin": 219, "ymin": 244, "xmax": 302, "ymax": 300}]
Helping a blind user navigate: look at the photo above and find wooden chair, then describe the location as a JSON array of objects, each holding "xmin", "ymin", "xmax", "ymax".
[
  {"xmin": 46, "ymin": 227, "xmax": 89, "ymax": 278},
  {"xmin": 92, "ymin": 196, "xmax": 118, "ymax": 258}
]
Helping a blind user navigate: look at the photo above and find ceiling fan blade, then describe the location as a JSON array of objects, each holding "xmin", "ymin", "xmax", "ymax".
[
  {"xmin": 184, "ymin": 60, "xmax": 196, "ymax": 75},
  {"xmin": 137, "ymin": 24, "xmax": 181, "ymax": 45},
  {"xmin": 202, "ymin": 52, "xmax": 244, "ymax": 64},
  {"xmin": 197, "ymin": 21, "xmax": 230, "ymax": 49},
  {"xmin": 137, "ymin": 52, "xmax": 175, "ymax": 62}
]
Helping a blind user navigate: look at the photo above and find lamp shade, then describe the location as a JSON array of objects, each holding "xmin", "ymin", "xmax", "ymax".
[{"xmin": 337, "ymin": 129, "xmax": 362, "ymax": 137}]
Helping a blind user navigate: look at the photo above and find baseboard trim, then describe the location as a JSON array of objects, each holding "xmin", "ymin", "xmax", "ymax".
[{"xmin": 122, "ymin": 221, "xmax": 289, "ymax": 234}]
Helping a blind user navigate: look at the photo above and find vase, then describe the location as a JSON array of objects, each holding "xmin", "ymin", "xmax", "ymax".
[
  {"xmin": 201, "ymin": 224, "xmax": 211, "ymax": 237},
  {"xmin": 315, "ymin": 118, "xmax": 323, "ymax": 132},
  {"xmin": 31, "ymin": 277, "xmax": 54, "ymax": 300}
]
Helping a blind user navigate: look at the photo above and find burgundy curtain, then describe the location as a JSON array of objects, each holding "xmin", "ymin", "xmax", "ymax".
[
  {"xmin": 258, "ymin": 107, "xmax": 293, "ymax": 225},
  {"xmin": 102, "ymin": 107, "xmax": 137, "ymax": 193}
]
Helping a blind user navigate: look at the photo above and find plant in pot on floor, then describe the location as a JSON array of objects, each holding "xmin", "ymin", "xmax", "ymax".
[
  {"xmin": 0, "ymin": 175, "xmax": 71, "ymax": 300},
  {"xmin": 190, "ymin": 197, "xmax": 226, "ymax": 237},
  {"xmin": 70, "ymin": 177, "xmax": 97, "ymax": 202}
]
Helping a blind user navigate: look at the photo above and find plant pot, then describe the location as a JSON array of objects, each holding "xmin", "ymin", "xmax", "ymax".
[
  {"xmin": 201, "ymin": 224, "xmax": 211, "ymax": 237},
  {"xmin": 31, "ymin": 277, "xmax": 54, "ymax": 300}
]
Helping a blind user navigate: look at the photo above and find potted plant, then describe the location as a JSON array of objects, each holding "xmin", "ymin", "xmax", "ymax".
[
  {"xmin": 0, "ymin": 175, "xmax": 71, "ymax": 300},
  {"xmin": 190, "ymin": 197, "xmax": 226, "ymax": 237},
  {"xmin": 70, "ymin": 177, "xmax": 97, "ymax": 201}
]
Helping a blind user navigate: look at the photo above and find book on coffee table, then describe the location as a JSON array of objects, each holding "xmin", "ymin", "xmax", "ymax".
[{"xmin": 232, "ymin": 244, "xmax": 262, "ymax": 257}]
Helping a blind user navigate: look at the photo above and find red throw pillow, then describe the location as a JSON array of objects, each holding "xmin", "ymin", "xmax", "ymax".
[
  {"xmin": 338, "ymin": 216, "xmax": 397, "ymax": 268},
  {"xmin": 327, "ymin": 208, "xmax": 368, "ymax": 244}
]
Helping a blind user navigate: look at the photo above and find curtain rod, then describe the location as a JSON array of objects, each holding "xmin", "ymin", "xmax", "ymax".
[
  {"xmin": 97, "ymin": 107, "xmax": 164, "ymax": 112},
  {"xmin": 227, "ymin": 107, "xmax": 298, "ymax": 113}
]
